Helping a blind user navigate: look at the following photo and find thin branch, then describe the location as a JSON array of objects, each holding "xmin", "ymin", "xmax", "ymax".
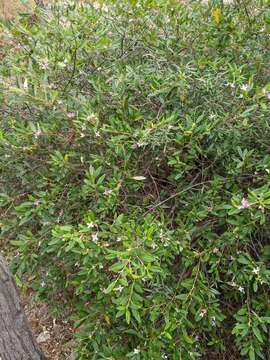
[{"xmin": 147, "ymin": 180, "xmax": 212, "ymax": 212}]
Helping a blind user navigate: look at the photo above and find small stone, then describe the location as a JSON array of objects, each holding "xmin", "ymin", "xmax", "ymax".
[{"xmin": 36, "ymin": 331, "xmax": 50, "ymax": 343}]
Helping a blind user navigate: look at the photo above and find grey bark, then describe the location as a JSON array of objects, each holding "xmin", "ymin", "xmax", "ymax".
[{"xmin": 0, "ymin": 256, "xmax": 46, "ymax": 360}]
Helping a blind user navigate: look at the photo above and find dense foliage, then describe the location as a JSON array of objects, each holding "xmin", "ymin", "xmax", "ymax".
[{"xmin": 1, "ymin": 0, "xmax": 270, "ymax": 359}]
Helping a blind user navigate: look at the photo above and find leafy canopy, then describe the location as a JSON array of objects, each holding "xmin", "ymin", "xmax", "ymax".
[{"xmin": 1, "ymin": 0, "xmax": 270, "ymax": 359}]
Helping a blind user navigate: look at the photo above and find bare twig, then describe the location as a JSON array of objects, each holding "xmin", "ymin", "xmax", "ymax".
[{"xmin": 147, "ymin": 180, "xmax": 212, "ymax": 212}]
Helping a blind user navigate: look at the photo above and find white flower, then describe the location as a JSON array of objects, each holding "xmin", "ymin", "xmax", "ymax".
[
  {"xmin": 115, "ymin": 285, "xmax": 124, "ymax": 293},
  {"xmin": 133, "ymin": 348, "xmax": 140, "ymax": 354},
  {"xmin": 226, "ymin": 82, "xmax": 235, "ymax": 88},
  {"xmin": 95, "ymin": 131, "xmax": 101, "ymax": 137},
  {"xmin": 23, "ymin": 78, "xmax": 28, "ymax": 89},
  {"xmin": 87, "ymin": 222, "xmax": 95, "ymax": 228},
  {"xmin": 103, "ymin": 188, "xmax": 113, "ymax": 196},
  {"xmin": 199, "ymin": 308, "xmax": 207, "ymax": 318},
  {"xmin": 92, "ymin": 1, "xmax": 101, "ymax": 9},
  {"xmin": 91, "ymin": 233, "xmax": 98, "ymax": 242},
  {"xmin": 34, "ymin": 199, "xmax": 40, "ymax": 206},
  {"xmin": 116, "ymin": 237, "xmax": 122, "ymax": 242},
  {"xmin": 58, "ymin": 61, "xmax": 67, "ymax": 68},
  {"xmin": 87, "ymin": 113, "xmax": 98, "ymax": 122},
  {"xmin": 241, "ymin": 84, "xmax": 251, "ymax": 92},
  {"xmin": 34, "ymin": 128, "xmax": 42, "ymax": 139},
  {"xmin": 40, "ymin": 58, "xmax": 49, "ymax": 69},
  {"xmin": 262, "ymin": 88, "xmax": 270, "ymax": 100},
  {"xmin": 132, "ymin": 142, "xmax": 145, "ymax": 149},
  {"xmin": 252, "ymin": 267, "xmax": 260, "ymax": 274},
  {"xmin": 238, "ymin": 286, "xmax": 245, "ymax": 293},
  {"xmin": 40, "ymin": 280, "xmax": 46, "ymax": 288}
]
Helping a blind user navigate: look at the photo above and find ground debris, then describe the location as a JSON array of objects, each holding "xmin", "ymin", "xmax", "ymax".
[{"xmin": 23, "ymin": 290, "xmax": 74, "ymax": 360}]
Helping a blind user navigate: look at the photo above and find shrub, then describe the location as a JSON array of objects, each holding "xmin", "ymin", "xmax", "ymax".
[{"xmin": 1, "ymin": 1, "xmax": 270, "ymax": 359}]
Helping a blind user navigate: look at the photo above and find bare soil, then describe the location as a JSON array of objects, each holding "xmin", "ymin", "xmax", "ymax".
[
  {"xmin": 23, "ymin": 290, "xmax": 74, "ymax": 360},
  {"xmin": 0, "ymin": 0, "xmax": 36, "ymax": 20}
]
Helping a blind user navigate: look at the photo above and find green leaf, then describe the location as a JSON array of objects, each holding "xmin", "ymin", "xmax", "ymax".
[
  {"xmin": 183, "ymin": 334, "xmax": 194, "ymax": 344},
  {"xmin": 109, "ymin": 262, "xmax": 126, "ymax": 272},
  {"xmin": 237, "ymin": 307, "xmax": 247, "ymax": 316},
  {"xmin": 139, "ymin": 252, "xmax": 155, "ymax": 262},
  {"xmin": 125, "ymin": 309, "xmax": 131, "ymax": 324},
  {"xmin": 131, "ymin": 308, "xmax": 141, "ymax": 323},
  {"xmin": 261, "ymin": 317, "xmax": 270, "ymax": 324},
  {"xmin": 249, "ymin": 348, "xmax": 255, "ymax": 360},
  {"xmin": 164, "ymin": 332, "xmax": 172, "ymax": 340},
  {"xmin": 253, "ymin": 282, "xmax": 258, "ymax": 292},
  {"xmin": 253, "ymin": 326, "xmax": 263, "ymax": 343},
  {"xmin": 124, "ymin": 329, "xmax": 144, "ymax": 339},
  {"xmin": 104, "ymin": 280, "xmax": 117, "ymax": 294},
  {"xmin": 238, "ymin": 255, "xmax": 250, "ymax": 265},
  {"xmin": 116, "ymin": 310, "xmax": 125, "ymax": 318},
  {"xmin": 10, "ymin": 240, "xmax": 25, "ymax": 247}
]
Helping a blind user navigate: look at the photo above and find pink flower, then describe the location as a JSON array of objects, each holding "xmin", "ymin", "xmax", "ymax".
[
  {"xmin": 66, "ymin": 112, "xmax": 75, "ymax": 119},
  {"xmin": 92, "ymin": 233, "xmax": 98, "ymax": 242},
  {"xmin": 239, "ymin": 198, "xmax": 250, "ymax": 209},
  {"xmin": 34, "ymin": 128, "xmax": 42, "ymax": 139}
]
